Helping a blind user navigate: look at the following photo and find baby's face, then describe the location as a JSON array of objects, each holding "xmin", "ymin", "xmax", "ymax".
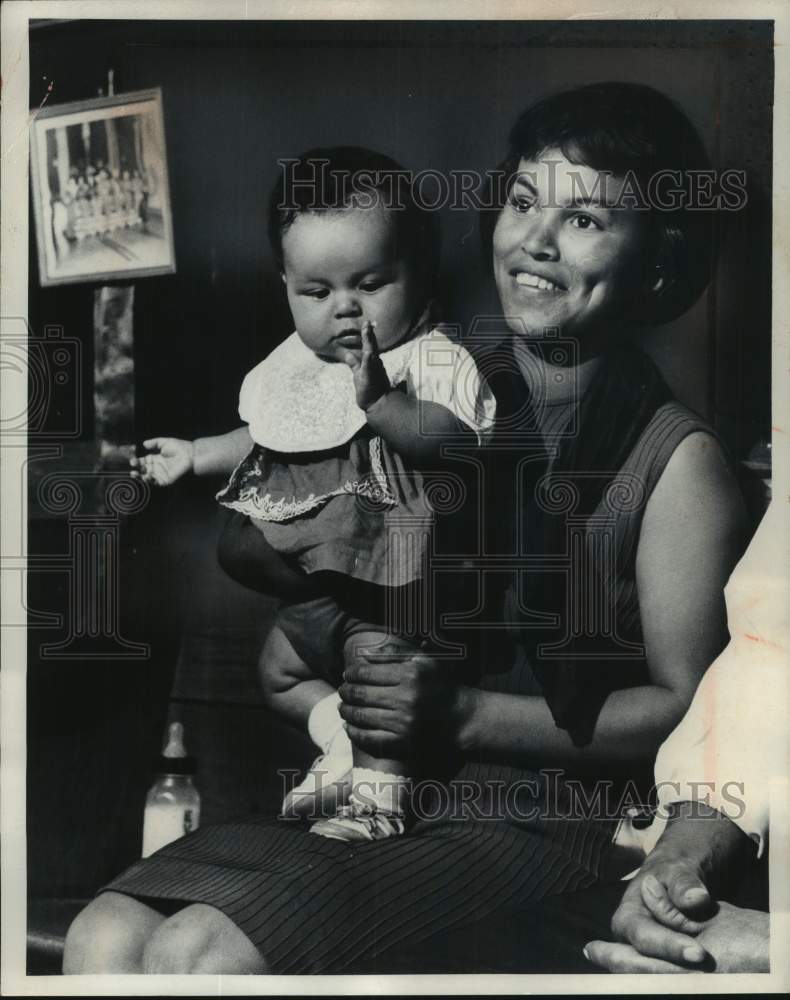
[{"xmin": 280, "ymin": 206, "xmax": 423, "ymax": 363}]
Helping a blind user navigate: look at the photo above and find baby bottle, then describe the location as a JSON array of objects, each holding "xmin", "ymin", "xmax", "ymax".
[{"xmin": 141, "ymin": 721, "xmax": 201, "ymax": 858}]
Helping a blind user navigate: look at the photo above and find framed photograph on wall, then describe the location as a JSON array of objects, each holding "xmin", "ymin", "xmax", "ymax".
[{"xmin": 29, "ymin": 87, "xmax": 176, "ymax": 286}]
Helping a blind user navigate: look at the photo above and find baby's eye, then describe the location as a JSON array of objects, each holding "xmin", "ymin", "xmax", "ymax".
[
  {"xmin": 570, "ymin": 214, "xmax": 602, "ymax": 231},
  {"xmin": 303, "ymin": 288, "xmax": 329, "ymax": 300},
  {"xmin": 360, "ymin": 280, "xmax": 387, "ymax": 293}
]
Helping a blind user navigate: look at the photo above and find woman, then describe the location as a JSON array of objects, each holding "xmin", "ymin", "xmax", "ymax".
[{"xmin": 63, "ymin": 82, "xmax": 747, "ymax": 975}]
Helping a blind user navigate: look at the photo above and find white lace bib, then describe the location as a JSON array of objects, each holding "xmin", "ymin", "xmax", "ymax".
[{"xmin": 239, "ymin": 327, "xmax": 496, "ymax": 452}]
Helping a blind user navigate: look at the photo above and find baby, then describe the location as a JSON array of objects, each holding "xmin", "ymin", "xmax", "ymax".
[{"xmin": 131, "ymin": 147, "xmax": 495, "ymax": 842}]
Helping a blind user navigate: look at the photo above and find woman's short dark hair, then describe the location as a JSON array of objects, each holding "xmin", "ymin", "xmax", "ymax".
[
  {"xmin": 268, "ymin": 146, "xmax": 440, "ymax": 299},
  {"xmin": 481, "ymin": 82, "xmax": 720, "ymax": 324}
]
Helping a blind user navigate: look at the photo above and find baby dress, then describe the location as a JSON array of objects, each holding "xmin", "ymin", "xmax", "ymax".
[{"xmin": 216, "ymin": 326, "xmax": 496, "ymax": 594}]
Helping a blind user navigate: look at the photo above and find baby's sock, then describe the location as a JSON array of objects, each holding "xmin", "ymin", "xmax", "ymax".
[
  {"xmin": 351, "ymin": 767, "xmax": 410, "ymax": 818},
  {"xmin": 307, "ymin": 691, "xmax": 348, "ymax": 754},
  {"xmin": 283, "ymin": 692, "xmax": 352, "ymax": 817}
]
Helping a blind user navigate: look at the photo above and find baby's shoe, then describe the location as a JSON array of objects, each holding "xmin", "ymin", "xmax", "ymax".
[
  {"xmin": 281, "ymin": 725, "xmax": 353, "ymax": 819},
  {"xmin": 309, "ymin": 769, "xmax": 409, "ymax": 842},
  {"xmin": 309, "ymin": 800, "xmax": 406, "ymax": 842}
]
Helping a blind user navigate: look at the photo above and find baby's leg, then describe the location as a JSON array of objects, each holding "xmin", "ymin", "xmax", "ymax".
[
  {"xmin": 258, "ymin": 620, "xmax": 333, "ymax": 729},
  {"xmin": 217, "ymin": 512, "xmax": 319, "ymax": 603},
  {"xmin": 309, "ymin": 630, "xmax": 413, "ymax": 842},
  {"xmin": 260, "ymin": 620, "xmax": 353, "ymax": 818}
]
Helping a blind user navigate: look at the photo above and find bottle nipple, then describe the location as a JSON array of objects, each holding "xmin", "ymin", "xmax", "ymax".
[{"xmin": 162, "ymin": 721, "xmax": 187, "ymax": 759}]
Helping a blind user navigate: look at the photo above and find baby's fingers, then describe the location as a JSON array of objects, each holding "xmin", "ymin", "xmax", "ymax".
[
  {"xmin": 340, "ymin": 349, "xmax": 361, "ymax": 370},
  {"xmin": 361, "ymin": 321, "xmax": 379, "ymax": 359},
  {"xmin": 132, "ymin": 455, "xmax": 167, "ymax": 485},
  {"xmin": 129, "ymin": 467, "xmax": 157, "ymax": 484}
]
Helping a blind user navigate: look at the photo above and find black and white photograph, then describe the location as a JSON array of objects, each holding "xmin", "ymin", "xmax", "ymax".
[
  {"xmin": 1, "ymin": 1, "xmax": 788, "ymax": 994},
  {"xmin": 29, "ymin": 88, "xmax": 175, "ymax": 286}
]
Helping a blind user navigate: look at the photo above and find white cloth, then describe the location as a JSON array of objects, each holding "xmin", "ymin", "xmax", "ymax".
[
  {"xmin": 636, "ymin": 501, "xmax": 789, "ymax": 859},
  {"xmin": 238, "ymin": 328, "xmax": 496, "ymax": 453}
]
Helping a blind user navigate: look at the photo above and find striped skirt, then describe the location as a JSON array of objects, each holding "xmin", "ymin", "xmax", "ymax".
[{"xmin": 102, "ymin": 761, "xmax": 625, "ymax": 973}]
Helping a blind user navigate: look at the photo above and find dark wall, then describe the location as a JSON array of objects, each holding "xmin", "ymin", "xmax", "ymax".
[
  {"xmin": 29, "ymin": 19, "xmax": 773, "ymax": 441},
  {"xmin": 27, "ymin": 18, "xmax": 773, "ymax": 900}
]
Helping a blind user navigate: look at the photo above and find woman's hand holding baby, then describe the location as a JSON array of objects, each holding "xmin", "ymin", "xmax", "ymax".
[
  {"xmin": 130, "ymin": 437, "xmax": 195, "ymax": 486},
  {"xmin": 341, "ymin": 321, "xmax": 392, "ymax": 412},
  {"xmin": 338, "ymin": 647, "xmax": 471, "ymax": 758}
]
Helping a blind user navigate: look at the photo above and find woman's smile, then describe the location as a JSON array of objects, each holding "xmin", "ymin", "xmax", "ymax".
[
  {"xmin": 493, "ymin": 150, "xmax": 646, "ymax": 340},
  {"xmin": 511, "ymin": 268, "xmax": 567, "ymax": 294}
]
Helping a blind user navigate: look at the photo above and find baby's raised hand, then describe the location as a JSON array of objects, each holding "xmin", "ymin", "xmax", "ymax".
[
  {"xmin": 341, "ymin": 321, "xmax": 391, "ymax": 411},
  {"xmin": 129, "ymin": 437, "xmax": 195, "ymax": 486}
]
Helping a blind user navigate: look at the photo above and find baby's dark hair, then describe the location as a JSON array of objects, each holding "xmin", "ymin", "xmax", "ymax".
[
  {"xmin": 481, "ymin": 82, "xmax": 720, "ymax": 324},
  {"xmin": 268, "ymin": 146, "xmax": 441, "ymax": 298}
]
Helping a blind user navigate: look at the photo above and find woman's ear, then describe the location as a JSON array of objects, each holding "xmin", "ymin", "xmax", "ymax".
[
  {"xmin": 648, "ymin": 237, "xmax": 679, "ymax": 299},
  {"xmin": 642, "ymin": 243, "xmax": 684, "ymax": 324}
]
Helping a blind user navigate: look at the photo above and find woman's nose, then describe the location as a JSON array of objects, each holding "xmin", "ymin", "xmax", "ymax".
[{"xmin": 521, "ymin": 214, "xmax": 560, "ymax": 261}]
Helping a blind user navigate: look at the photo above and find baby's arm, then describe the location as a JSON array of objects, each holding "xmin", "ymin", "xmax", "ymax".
[
  {"xmin": 130, "ymin": 425, "xmax": 252, "ymax": 485},
  {"xmin": 366, "ymin": 395, "xmax": 474, "ymax": 466},
  {"xmin": 343, "ymin": 323, "xmax": 476, "ymax": 466}
]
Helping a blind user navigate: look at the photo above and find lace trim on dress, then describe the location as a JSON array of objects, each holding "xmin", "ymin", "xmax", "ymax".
[
  {"xmin": 216, "ymin": 437, "xmax": 397, "ymax": 523},
  {"xmin": 369, "ymin": 436, "xmax": 396, "ymax": 502}
]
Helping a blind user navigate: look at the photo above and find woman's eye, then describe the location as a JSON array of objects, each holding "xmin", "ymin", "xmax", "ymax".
[
  {"xmin": 509, "ymin": 194, "xmax": 534, "ymax": 214},
  {"xmin": 570, "ymin": 214, "xmax": 602, "ymax": 231}
]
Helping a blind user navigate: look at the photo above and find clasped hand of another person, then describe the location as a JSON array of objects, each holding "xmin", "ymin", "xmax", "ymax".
[{"xmin": 584, "ymin": 834, "xmax": 770, "ymax": 974}]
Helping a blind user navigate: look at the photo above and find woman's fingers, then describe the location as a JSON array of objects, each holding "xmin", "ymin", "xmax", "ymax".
[
  {"xmin": 342, "ymin": 660, "xmax": 415, "ymax": 687},
  {"xmin": 612, "ymin": 885, "xmax": 707, "ymax": 966},
  {"xmin": 344, "ymin": 723, "xmax": 401, "ymax": 757},
  {"xmin": 626, "ymin": 910, "xmax": 707, "ymax": 966},
  {"xmin": 665, "ymin": 868, "xmax": 712, "ymax": 915},
  {"xmin": 338, "ymin": 679, "xmax": 401, "ymax": 707},
  {"xmin": 358, "ymin": 647, "xmax": 435, "ymax": 666},
  {"xmin": 583, "ymin": 940, "xmax": 693, "ymax": 974},
  {"xmin": 142, "ymin": 437, "xmax": 164, "ymax": 451},
  {"xmin": 337, "ymin": 702, "xmax": 400, "ymax": 731},
  {"xmin": 641, "ymin": 874, "xmax": 706, "ymax": 934}
]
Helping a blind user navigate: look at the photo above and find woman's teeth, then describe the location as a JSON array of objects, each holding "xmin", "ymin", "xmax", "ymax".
[{"xmin": 515, "ymin": 272, "xmax": 560, "ymax": 292}]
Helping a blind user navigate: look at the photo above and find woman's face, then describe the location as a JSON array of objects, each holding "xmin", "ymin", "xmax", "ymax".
[{"xmin": 493, "ymin": 149, "xmax": 649, "ymax": 342}]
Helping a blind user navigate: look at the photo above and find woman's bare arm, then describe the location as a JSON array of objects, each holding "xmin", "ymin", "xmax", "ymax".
[
  {"xmin": 454, "ymin": 432, "xmax": 749, "ymax": 767},
  {"xmin": 341, "ymin": 432, "xmax": 750, "ymax": 769}
]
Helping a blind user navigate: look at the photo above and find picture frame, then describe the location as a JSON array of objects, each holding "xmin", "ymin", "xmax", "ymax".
[{"xmin": 29, "ymin": 87, "xmax": 176, "ymax": 286}]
